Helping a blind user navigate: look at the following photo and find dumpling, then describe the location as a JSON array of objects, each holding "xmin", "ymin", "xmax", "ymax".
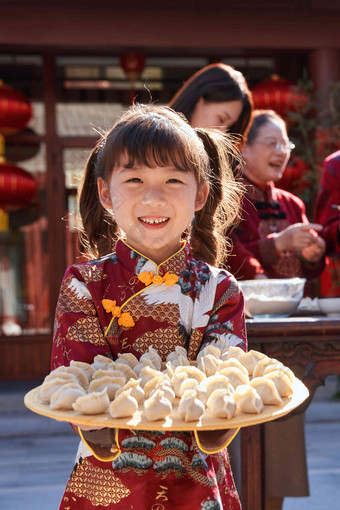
[
  {"xmin": 39, "ymin": 377, "xmax": 74, "ymax": 404},
  {"xmin": 115, "ymin": 378, "xmax": 144, "ymax": 403},
  {"xmin": 139, "ymin": 366, "xmax": 164, "ymax": 388},
  {"xmin": 206, "ymin": 388, "xmax": 236, "ymax": 419},
  {"xmin": 92, "ymin": 354, "xmax": 115, "ymax": 371},
  {"xmin": 116, "ymin": 352, "xmax": 139, "ymax": 369},
  {"xmin": 134, "ymin": 359, "xmax": 156, "ymax": 377},
  {"xmin": 173, "ymin": 365, "xmax": 205, "ymax": 384},
  {"xmin": 109, "ymin": 389, "xmax": 138, "ymax": 418},
  {"xmin": 152, "ymin": 383, "xmax": 175, "ymax": 404},
  {"xmin": 233, "ymin": 385, "xmax": 263, "ymax": 414},
  {"xmin": 250, "ymin": 377, "xmax": 283, "ymax": 405},
  {"xmin": 217, "ymin": 367, "xmax": 249, "ymax": 389},
  {"xmin": 197, "ymin": 355, "xmax": 222, "ymax": 377},
  {"xmin": 178, "ymin": 389, "xmax": 205, "ymax": 422},
  {"xmin": 73, "ymin": 388, "xmax": 110, "ymax": 414},
  {"xmin": 177, "ymin": 377, "xmax": 199, "ymax": 397},
  {"xmin": 264, "ymin": 370, "xmax": 293, "ymax": 397},
  {"xmin": 166, "ymin": 346, "xmax": 190, "ymax": 366},
  {"xmin": 263, "ymin": 364, "xmax": 294, "ymax": 384},
  {"xmin": 222, "ymin": 345, "xmax": 244, "ymax": 361},
  {"xmin": 198, "ymin": 374, "xmax": 234, "ymax": 397},
  {"xmin": 89, "ymin": 376, "xmax": 122, "ymax": 400},
  {"xmin": 144, "ymin": 389, "xmax": 172, "ymax": 421},
  {"xmin": 113, "ymin": 362, "xmax": 137, "ymax": 381},
  {"xmin": 253, "ymin": 357, "xmax": 283, "ymax": 379},
  {"xmin": 92, "ymin": 369, "xmax": 126, "ymax": 383},
  {"xmin": 165, "ymin": 361, "xmax": 175, "ymax": 380},
  {"xmin": 70, "ymin": 360, "xmax": 96, "ymax": 380},
  {"xmin": 216, "ymin": 359, "xmax": 249, "ymax": 377},
  {"xmin": 50, "ymin": 383, "xmax": 86, "ymax": 410},
  {"xmin": 196, "ymin": 344, "xmax": 221, "ymax": 364},
  {"xmin": 140, "ymin": 346, "xmax": 162, "ymax": 371},
  {"xmin": 238, "ymin": 350, "xmax": 266, "ymax": 376},
  {"xmin": 144, "ymin": 374, "xmax": 170, "ymax": 398},
  {"xmin": 53, "ymin": 366, "xmax": 89, "ymax": 388},
  {"xmin": 172, "ymin": 371, "xmax": 189, "ymax": 397},
  {"xmin": 43, "ymin": 370, "xmax": 77, "ymax": 385}
]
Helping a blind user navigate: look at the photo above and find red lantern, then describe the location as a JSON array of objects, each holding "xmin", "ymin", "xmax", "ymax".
[
  {"xmin": 120, "ymin": 52, "xmax": 145, "ymax": 82},
  {"xmin": 276, "ymin": 155, "xmax": 310, "ymax": 194},
  {"xmin": 4, "ymin": 128, "xmax": 40, "ymax": 163},
  {"xmin": 251, "ymin": 75, "xmax": 308, "ymax": 118},
  {"xmin": 0, "ymin": 81, "xmax": 32, "ymax": 135},
  {"xmin": 0, "ymin": 160, "xmax": 37, "ymax": 208}
]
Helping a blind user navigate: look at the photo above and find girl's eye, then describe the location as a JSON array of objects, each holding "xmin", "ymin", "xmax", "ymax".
[
  {"xmin": 167, "ymin": 178, "xmax": 183, "ymax": 184},
  {"xmin": 126, "ymin": 177, "xmax": 142, "ymax": 183}
]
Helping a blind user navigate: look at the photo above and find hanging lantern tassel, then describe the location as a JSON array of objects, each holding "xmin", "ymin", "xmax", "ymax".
[{"xmin": 0, "ymin": 208, "xmax": 9, "ymax": 232}]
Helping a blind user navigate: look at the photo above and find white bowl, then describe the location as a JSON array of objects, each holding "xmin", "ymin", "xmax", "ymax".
[
  {"xmin": 239, "ymin": 278, "xmax": 306, "ymax": 319},
  {"xmin": 317, "ymin": 298, "xmax": 340, "ymax": 318}
]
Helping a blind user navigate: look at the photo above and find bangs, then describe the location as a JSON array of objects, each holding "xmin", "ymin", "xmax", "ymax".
[{"xmin": 98, "ymin": 106, "xmax": 209, "ymax": 180}]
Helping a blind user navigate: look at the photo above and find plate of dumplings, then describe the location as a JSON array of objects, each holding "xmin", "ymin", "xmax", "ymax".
[{"xmin": 24, "ymin": 338, "xmax": 309, "ymax": 431}]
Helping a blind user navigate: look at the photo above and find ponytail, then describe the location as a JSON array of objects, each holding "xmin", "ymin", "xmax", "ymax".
[
  {"xmin": 78, "ymin": 143, "xmax": 119, "ymax": 259},
  {"xmin": 191, "ymin": 129, "xmax": 243, "ymax": 267}
]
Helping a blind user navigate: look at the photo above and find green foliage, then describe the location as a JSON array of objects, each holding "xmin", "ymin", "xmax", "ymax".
[{"xmin": 286, "ymin": 79, "xmax": 340, "ymax": 215}]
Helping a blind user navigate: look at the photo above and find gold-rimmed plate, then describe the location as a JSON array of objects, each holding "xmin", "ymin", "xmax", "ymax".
[{"xmin": 24, "ymin": 377, "xmax": 308, "ymax": 431}]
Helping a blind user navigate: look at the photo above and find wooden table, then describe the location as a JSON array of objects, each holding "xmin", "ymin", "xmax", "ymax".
[{"xmin": 241, "ymin": 316, "xmax": 340, "ymax": 510}]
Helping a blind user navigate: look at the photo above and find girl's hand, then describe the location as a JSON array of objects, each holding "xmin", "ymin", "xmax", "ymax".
[
  {"xmin": 274, "ymin": 223, "xmax": 323, "ymax": 254},
  {"xmin": 71, "ymin": 422, "xmax": 105, "ymax": 431}
]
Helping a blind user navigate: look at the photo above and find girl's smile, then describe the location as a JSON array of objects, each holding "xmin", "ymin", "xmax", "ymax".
[
  {"xmin": 97, "ymin": 162, "xmax": 208, "ymax": 264},
  {"xmin": 138, "ymin": 216, "xmax": 170, "ymax": 227}
]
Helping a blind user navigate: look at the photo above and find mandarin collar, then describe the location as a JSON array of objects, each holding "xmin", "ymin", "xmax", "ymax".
[
  {"xmin": 115, "ymin": 238, "xmax": 190, "ymax": 276},
  {"xmin": 243, "ymin": 176, "xmax": 276, "ymax": 203}
]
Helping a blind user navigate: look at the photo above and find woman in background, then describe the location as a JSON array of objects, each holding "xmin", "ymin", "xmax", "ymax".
[{"xmin": 169, "ymin": 62, "xmax": 253, "ymax": 144}]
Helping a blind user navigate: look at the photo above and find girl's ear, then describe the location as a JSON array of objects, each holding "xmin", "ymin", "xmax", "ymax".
[
  {"xmin": 194, "ymin": 182, "xmax": 209, "ymax": 211},
  {"xmin": 97, "ymin": 177, "xmax": 112, "ymax": 210}
]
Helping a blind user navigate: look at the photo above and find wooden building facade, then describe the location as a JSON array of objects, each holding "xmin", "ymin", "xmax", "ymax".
[{"xmin": 0, "ymin": 1, "xmax": 339, "ymax": 379}]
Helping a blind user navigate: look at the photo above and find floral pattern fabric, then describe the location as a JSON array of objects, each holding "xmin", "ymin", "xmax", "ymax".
[{"xmin": 52, "ymin": 239, "xmax": 247, "ymax": 510}]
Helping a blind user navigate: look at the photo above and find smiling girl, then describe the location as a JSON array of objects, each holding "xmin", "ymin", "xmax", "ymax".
[{"xmin": 51, "ymin": 104, "xmax": 247, "ymax": 510}]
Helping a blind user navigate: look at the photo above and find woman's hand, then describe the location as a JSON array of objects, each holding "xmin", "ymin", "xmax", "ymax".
[
  {"xmin": 273, "ymin": 223, "xmax": 323, "ymax": 254},
  {"xmin": 300, "ymin": 235, "xmax": 326, "ymax": 263}
]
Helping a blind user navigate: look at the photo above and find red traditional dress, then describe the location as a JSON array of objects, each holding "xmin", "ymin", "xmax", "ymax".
[
  {"xmin": 314, "ymin": 150, "xmax": 340, "ymax": 297},
  {"xmin": 51, "ymin": 239, "xmax": 247, "ymax": 510},
  {"xmin": 227, "ymin": 176, "xmax": 325, "ymax": 282}
]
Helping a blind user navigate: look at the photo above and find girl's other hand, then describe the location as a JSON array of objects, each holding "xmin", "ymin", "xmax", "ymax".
[{"xmin": 71, "ymin": 422, "xmax": 105, "ymax": 431}]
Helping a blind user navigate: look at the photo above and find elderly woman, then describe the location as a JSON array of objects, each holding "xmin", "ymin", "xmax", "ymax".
[{"xmin": 228, "ymin": 109, "xmax": 325, "ymax": 282}]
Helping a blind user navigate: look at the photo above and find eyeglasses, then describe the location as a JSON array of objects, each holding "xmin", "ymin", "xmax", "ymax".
[{"xmin": 253, "ymin": 140, "xmax": 295, "ymax": 152}]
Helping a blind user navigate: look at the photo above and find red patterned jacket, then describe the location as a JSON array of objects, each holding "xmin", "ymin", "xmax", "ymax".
[
  {"xmin": 228, "ymin": 177, "xmax": 325, "ymax": 281},
  {"xmin": 51, "ymin": 239, "xmax": 246, "ymax": 510}
]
